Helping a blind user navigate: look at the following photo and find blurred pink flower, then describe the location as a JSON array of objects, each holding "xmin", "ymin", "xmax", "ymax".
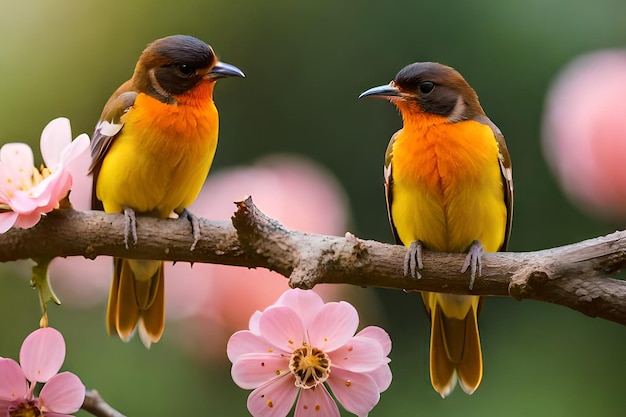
[
  {"xmin": 227, "ymin": 288, "xmax": 392, "ymax": 417},
  {"xmin": 543, "ymin": 50, "xmax": 626, "ymax": 221},
  {"xmin": 0, "ymin": 327, "xmax": 85, "ymax": 417},
  {"xmin": 166, "ymin": 155, "xmax": 357, "ymax": 359},
  {"xmin": 0, "ymin": 117, "xmax": 90, "ymax": 232}
]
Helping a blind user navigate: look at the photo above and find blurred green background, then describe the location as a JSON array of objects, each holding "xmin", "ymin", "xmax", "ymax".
[{"xmin": 1, "ymin": 0, "xmax": 626, "ymax": 416}]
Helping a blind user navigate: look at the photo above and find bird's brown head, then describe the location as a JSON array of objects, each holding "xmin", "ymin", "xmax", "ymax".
[
  {"xmin": 360, "ymin": 62, "xmax": 484, "ymax": 122},
  {"xmin": 132, "ymin": 34, "xmax": 244, "ymax": 104}
]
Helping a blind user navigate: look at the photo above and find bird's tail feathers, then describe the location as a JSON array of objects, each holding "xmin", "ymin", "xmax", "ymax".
[
  {"xmin": 428, "ymin": 297, "xmax": 483, "ymax": 397},
  {"xmin": 107, "ymin": 258, "xmax": 165, "ymax": 348}
]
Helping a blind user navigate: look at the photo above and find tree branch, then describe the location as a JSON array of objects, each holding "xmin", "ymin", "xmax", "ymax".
[
  {"xmin": 1, "ymin": 197, "xmax": 626, "ymax": 325},
  {"xmin": 82, "ymin": 390, "xmax": 126, "ymax": 417}
]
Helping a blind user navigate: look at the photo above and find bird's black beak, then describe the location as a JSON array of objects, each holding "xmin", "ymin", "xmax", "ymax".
[
  {"xmin": 208, "ymin": 61, "xmax": 245, "ymax": 79},
  {"xmin": 359, "ymin": 83, "xmax": 401, "ymax": 99}
]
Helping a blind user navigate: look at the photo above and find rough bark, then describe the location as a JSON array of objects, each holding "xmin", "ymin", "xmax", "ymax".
[{"xmin": 2, "ymin": 197, "xmax": 625, "ymax": 325}]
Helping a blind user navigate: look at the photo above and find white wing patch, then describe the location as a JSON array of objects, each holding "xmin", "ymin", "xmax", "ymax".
[
  {"xmin": 498, "ymin": 151, "xmax": 513, "ymax": 190},
  {"xmin": 97, "ymin": 120, "xmax": 124, "ymax": 137},
  {"xmin": 384, "ymin": 162, "xmax": 392, "ymax": 185}
]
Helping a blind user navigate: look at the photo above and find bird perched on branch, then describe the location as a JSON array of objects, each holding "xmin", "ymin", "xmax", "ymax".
[
  {"xmin": 360, "ymin": 62, "xmax": 513, "ymax": 396},
  {"xmin": 89, "ymin": 35, "xmax": 244, "ymax": 347}
]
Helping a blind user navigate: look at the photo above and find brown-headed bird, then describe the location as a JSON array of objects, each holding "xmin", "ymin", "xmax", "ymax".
[
  {"xmin": 89, "ymin": 35, "xmax": 244, "ymax": 347},
  {"xmin": 360, "ymin": 62, "xmax": 513, "ymax": 396}
]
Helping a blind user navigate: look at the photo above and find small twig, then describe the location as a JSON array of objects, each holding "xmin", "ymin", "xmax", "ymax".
[{"xmin": 82, "ymin": 390, "xmax": 126, "ymax": 417}]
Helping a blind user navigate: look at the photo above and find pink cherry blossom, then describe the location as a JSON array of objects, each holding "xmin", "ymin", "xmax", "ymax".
[
  {"xmin": 0, "ymin": 117, "xmax": 90, "ymax": 233},
  {"xmin": 227, "ymin": 289, "xmax": 392, "ymax": 417},
  {"xmin": 0, "ymin": 327, "xmax": 85, "ymax": 417},
  {"xmin": 543, "ymin": 49, "xmax": 626, "ymax": 221}
]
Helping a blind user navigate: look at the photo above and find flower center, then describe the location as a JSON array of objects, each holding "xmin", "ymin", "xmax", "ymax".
[
  {"xmin": 289, "ymin": 343, "xmax": 331, "ymax": 389},
  {"xmin": 27, "ymin": 166, "xmax": 50, "ymax": 191},
  {"xmin": 8, "ymin": 400, "xmax": 42, "ymax": 417}
]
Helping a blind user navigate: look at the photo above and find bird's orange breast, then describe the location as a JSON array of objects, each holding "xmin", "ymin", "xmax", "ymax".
[
  {"xmin": 130, "ymin": 80, "xmax": 218, "ymax": 141},
  {"xmin": 96, "ymin": 80, "xmax": 219, "ymax": 217},
  {"xmin": 390, "ymin": 112, "xmax": 506, "ymax": 252}
]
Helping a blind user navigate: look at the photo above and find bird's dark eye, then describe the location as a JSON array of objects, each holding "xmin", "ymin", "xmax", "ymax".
[
  {"xmin": 419, "ymin": 81, "xmax": 435, "ymax": 94},
  {"xmin": 177, "ymin": 63, "xmax": 195, "ymax": 77}
]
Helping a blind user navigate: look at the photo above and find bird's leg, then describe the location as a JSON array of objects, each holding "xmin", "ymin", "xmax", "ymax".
[
  {"xmin": 178, "ymin": 208, "xmax": 201, "ymax": 251},
  {"xmin": 404, "ymin": 240, "xmax": 424, "ymax": 279},
  {"xmin": 123, "ymin": 207, "xmax": 138, "ymax": 249},
  {"xmin": 461, "ymin": 240, "xmax": 484, "ymax": 290}
]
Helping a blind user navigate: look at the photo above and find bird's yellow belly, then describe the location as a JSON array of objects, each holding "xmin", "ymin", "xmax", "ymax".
[
  {"xmin": 391, "ymin": 120, "xmax": 506, "ymax": 253},
  {"xmin": 392, "ymin": 178, "xmax": 506, "ymax": 253},
  {"xmin": 96, "ymin": 117, "xmax": 217, "ymax": 217}
]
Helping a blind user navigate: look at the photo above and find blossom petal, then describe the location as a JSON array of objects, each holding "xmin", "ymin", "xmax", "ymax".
[
  {"xmin": 307, "ymin": 301, "xmax": 358, "ymax": 351},
  {"xmin": 0, "ymin": 211, "xmax": 19, "ymax": 233},
  {"xmin": 247, "ymin": 374, "xmax": 298, "ymax": 417},
  {"xmin": 11, "ymin": 210, "xmax": 42, "ymax": 229},
  {"xmin": 232, "ymin": 353, "xmax": 290, "ymax": 389},
  {"xmin": 49, "ymin": 170, "xmax": 72, "ymax": 205},
  {"xmin": 39, "ymin": 372, "xmax": 85, "ymax": 414},
  {"xmin": 0, "ymin": 358, "xmax": 28, "ymax": 402},
  {"xmin": 368, "ymin": 363, "xmax": 393, "ymax": 392},
  {"xmin": 294, "ymin": 384, "xmax": 340, "ymax": 417},
  {"xmin": 328, "ymin": 336, "xmax": 384, "ymax": 373},
  {"xmin": 258, "ymin": 306, "xmax": 305, "ymax": 352},
  {"xmin": 59, "ymin": 133, "xmax": 90, "ymax": 166},
  {"xmin": 0, "ymin": 162, "xmax": 17, "ymax": 196},
  {"xmin": 0, "ymin": 143, "xmax": 34, "ymax": 182},
  {"xmin": 20, "ymin": 327, "xmax": 66, "ymax": 383},
  {"xmin": 227, "ymin": 330, "xmax": 278, "ymax": 363},
  {"xmin": 6, "ymin": 190, "xmax": 39, "ymax": 213},
  {"xmin": 61, "ymin": 134, "xmax": 91, "ymax": 208},
  {"xmin": 249, "ymin": 310, "xmax": 263, "ymax": 335},
  {"xmin": 327, "ymin": 367, "xmax": 381, "ymax": 417},
  {"xmin": 7, "ymin": 170, "xmax": 70, "ymax": 229},
  {"xmin": 40, "ymin": 118, "xmax": 72, "ymax": 169},
  {"xmin": 275, "ymin": 289, "xmax": 324, "ymax": 329},
  {"xmin": 356, "ymin": 326, "xmax": 392, "ymax": 356},
  {"xmin": 28, "ymin": 169, "xmax": 72, "ymax": 211}
]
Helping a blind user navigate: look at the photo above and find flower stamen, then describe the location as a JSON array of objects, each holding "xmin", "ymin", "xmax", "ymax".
[
  {"xmin": 8, "ymin": 400, "xmax": 42, "ymax": 417},
  {"xmin": 289, "ymin": 343, "xmax": 331, "ymax": 389}
]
